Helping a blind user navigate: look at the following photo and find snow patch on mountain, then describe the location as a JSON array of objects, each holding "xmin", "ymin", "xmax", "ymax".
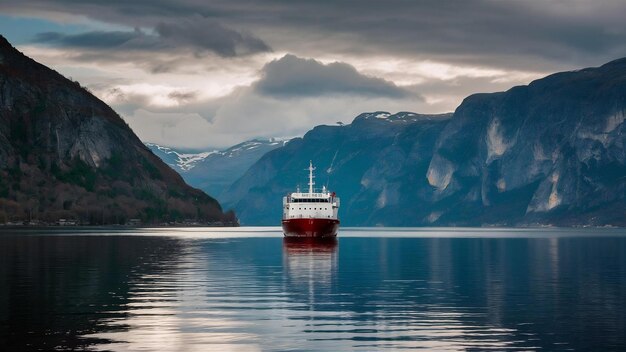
[
  {"xmin": 145, "ymin": 143, "xmax": 218, "ymax": 171},
  {"xmin": 146, "ymin": 138, "xmax": 289, "ymax": 172},
  {"xmin": 177, "ymin": 151, "xmax": 218, "ymax": 170},
  {"xmin": 355, "ymin": 111, "xmax": 452, "ymax": 123},
  {"xmin": 221, "ymin": 138, "xmax": 288, "ymax": 158}
]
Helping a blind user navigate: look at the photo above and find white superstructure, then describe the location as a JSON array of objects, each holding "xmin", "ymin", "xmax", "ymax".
[{"xmin": 282, "ymin": 161, "xmax": 340, "ymax": 220}]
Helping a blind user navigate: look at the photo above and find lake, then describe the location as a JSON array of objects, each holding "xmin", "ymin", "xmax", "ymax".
[{"xmin": 1, "ymin": 227, "xmax": 625, "ymax": 351}]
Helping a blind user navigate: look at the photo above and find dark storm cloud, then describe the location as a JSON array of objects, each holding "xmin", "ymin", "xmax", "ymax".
[
  {"xmin": 4, "ymin": 0, "xmax": 626, "ymax": 71},
  {"xmin": 155, "ymin": 18, "xmax": 270, "ymax": 57},
  {"xmin": 30, "ymin": 16, "xmax": 270, "ymax": 57},
  {"xmin": 255, "ymin": 55, "xmax": 413, "ymax": 98}
]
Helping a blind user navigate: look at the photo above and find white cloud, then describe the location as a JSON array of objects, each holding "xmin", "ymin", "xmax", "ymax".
[
  {"xmin": 124, "ymin": 88, "xmax": 430, "ymax": 148},
  {"xmin": 111, "ymin": 54, "xmax": 434, "ymax": 148},
  {"xmin": 16, "ymin": 46, "xmax": 543, "ymax": 149}
]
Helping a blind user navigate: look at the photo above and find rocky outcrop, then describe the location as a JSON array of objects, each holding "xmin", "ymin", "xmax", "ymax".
[{"xmin": 0, "ymin": 35, "xmax": 235, "ymax": 225}]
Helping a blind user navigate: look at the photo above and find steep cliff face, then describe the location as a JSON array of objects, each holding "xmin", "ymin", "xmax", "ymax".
[
  {"xmin": 427, "ymin": 59, "xmax": 626, "ymax": 226},
  {"xmin": 222, "ymin": 112, "xmax": 451, "ymax": 225},
  {"xmin": 0, "ymin": 35, "xmax": 235, "ymax": 224}
]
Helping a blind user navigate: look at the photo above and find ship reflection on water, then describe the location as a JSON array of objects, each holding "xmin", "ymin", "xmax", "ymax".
[
  {"xmin": 283, "ymin": 237, "xmax": 338, "ymax": 253},
  {"xmin": 283, "ymin": 238, "xmax": 338, "ymax": 289}
]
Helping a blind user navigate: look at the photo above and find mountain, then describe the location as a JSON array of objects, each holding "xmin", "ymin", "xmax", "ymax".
[
  {"xmin": 221, "ymin": 112, "xmax": 452, "ymax": 225},
  {"xmin": 147, "ymin": 138, "xmax": 287, "ymax": 202},
  {"xmin": 224, "ymin": 59, "xmax": 626, "ymax": 227},
  {"xmin": 144, "ymin": 143, "xmax": 218, "ymax": 172},
  {"xmin": 0, "ymin": 35, "xmax": 236, "ymax": 225},
  {"xmin": 425, "ymin": 59, "xmax": 626, "ymax": 226}
]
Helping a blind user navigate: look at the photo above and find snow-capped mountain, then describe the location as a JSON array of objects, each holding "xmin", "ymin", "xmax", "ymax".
[
  {"xmin": 147, "ymin": 139, "xmax": 287, "ymax": 173},
  {"xmin": 147, "ymin": 138, "xmax": 288, "ymax": 203},
  {"xmin": 353, "ymin": 111, "xmax": 444, "ymax": 123},
  {"xmin": 145, "ymin": 143, "xmax": 219, "ymax": 171}
]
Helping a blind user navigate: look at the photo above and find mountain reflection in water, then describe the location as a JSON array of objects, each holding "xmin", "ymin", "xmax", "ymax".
[{"xmin": 0, "ymin": 229, "xmax": 625, "ymax": 351}]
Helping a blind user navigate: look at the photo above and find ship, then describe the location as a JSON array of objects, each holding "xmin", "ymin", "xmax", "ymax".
[{"xmin": 282, "ymin": 161, "xmax": 340, "ymax": 238}]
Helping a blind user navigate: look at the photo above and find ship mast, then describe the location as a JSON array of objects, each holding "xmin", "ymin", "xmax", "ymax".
[{"xmin": 308, "ymin": 160, "xmax": 315, "ymax": 194}]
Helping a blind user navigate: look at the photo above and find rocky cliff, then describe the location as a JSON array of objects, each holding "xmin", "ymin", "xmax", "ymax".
[
  {"xmin": 426, "ymin": 58, "xmax": 626, "ymax": 226},
  {"xmin": 223, "ymin": 59, "xmax": 625, "ymax": 227},
  {"xmin": 0, "ymin": 35, "xmax": 235, "ymax": 225}
]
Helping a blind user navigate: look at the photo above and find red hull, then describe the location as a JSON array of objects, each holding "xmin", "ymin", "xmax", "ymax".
[{"xmin": 282, "ymin": 218, "xmax": 339, "ymax": 238}]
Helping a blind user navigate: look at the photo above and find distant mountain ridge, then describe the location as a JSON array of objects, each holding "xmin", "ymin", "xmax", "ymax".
[
  {"xmin": 0, "ymin": 35, "xmax": 235, "ymax": 225},
  {"xmin": 147, "ymin": 138, "xmax": 287, "ymax": 203},
  {"xmin": 353, "ymin": 111, "xmax": 447, "ymax": 123},
  {"xmin": 221, "ymin": 59, "xmax": 626, "ymax": 227},
  {"xmin": 145, "ymin": 143, "xmax": 219, "ymax": 171}
]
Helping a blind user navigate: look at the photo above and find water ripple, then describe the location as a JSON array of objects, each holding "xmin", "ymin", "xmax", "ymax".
[{"xmin": 1, "ymin": 231, "xmax": 625, "ymax": 350}]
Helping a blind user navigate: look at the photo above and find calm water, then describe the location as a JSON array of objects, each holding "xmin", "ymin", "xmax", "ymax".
[{"xmin": 1, "ymin": 227, "xmax": 625, "ymax": 351}]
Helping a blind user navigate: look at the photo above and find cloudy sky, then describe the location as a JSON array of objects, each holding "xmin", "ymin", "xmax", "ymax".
[{"xmin": 1, "ymin": 0, "xmax": 625, "ymax": 148}]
